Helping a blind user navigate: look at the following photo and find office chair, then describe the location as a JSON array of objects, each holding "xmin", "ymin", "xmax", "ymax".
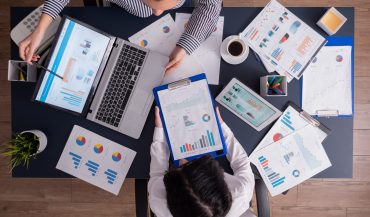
[{"xmin": 134, "ymin": 174, "xmax": 271, "ymax": 217}]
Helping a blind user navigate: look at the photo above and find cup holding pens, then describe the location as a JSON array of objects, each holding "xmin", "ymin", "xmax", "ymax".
[
  {"xmin": 260, "ymin": 75, "xmax": 287, "ymax": 97},
  {"xmin": 7, "ymin": 60, "xmax": 37, "ymax": 82}
]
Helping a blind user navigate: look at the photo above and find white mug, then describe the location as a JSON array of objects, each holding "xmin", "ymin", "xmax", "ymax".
[{"xmin": 227, "ymin": 34, "xmax": 248, "ymax": 58}]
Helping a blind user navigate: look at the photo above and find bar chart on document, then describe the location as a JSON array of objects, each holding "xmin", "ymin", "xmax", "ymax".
[{"xmin": 158, "ymin": 80, "xmax": 223, "ymax": 160}]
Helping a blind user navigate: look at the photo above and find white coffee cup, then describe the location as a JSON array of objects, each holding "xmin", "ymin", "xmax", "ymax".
[{"xmin": 226, "ymin": 35, "xmax": 248, "ymax": 58}]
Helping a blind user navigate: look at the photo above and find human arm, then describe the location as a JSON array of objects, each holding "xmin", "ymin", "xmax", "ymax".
[
  {"xmin": 147, "ymin": 107, "xmax": 173, "ymax": 217},
  {"xmin": 222, "ymin": 122, "xmax": 255, "ymax": 199},
  {"xmin": 19, "ymin": 0, "xmax": 69, "ymax": 64},
  {"xmin": 165, "ymin": 0, "xmax": 222, "ymax": 73}
]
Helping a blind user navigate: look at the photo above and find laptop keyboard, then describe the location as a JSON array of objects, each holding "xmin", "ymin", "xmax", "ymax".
[{"xmin": 95, "ymin": 44, "xmax": 147, "ymax": 127}]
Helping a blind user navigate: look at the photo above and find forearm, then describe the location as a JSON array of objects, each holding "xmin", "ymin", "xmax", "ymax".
[
  {"xmin": 222, "ymin": 123, "xmax": 254, "ymax": 180},
  {"xmin": 36, "ymin": 14, "xmax": 54, "ymax": 33},
  {"xmin": 177, "ymin": 0, "xmax": 222, "ymax": 54},
  {"xmin": 149, "ymin": 127, "xmax": 170, "ymax": 178},
  {"xmin": 43, "ymin": 0, "xmax": 69, "ymax": 19}
]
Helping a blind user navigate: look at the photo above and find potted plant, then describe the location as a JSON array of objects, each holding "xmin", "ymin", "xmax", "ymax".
[{"xmin": 1, "ymin": 130, "xmax": 47, "ymax": 171}]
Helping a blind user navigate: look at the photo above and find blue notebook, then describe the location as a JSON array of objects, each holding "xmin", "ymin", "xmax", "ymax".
[
  {"xmin": 300, "ymin": 36, "xmax": 354, "ymax": 117},
  {"xmin": 153, "ymin": 73, "xmax": 227, "ymax": 166}
]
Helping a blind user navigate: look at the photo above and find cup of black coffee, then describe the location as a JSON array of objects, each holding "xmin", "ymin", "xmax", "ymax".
[{"xmin": 227, "ymin": 38, "xmax": 247, "ymax": 57}]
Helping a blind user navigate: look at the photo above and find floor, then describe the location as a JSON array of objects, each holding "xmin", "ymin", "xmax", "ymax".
[{"xmin": 0, "ymin": 0, "xmax": 369, "ymax": 216}]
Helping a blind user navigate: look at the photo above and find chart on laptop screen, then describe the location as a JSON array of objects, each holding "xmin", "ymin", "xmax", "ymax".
[
  {"xmin": 35, "ymin": 18, "xmax": 111, "ymax": 113},
  {"xmin": 157, "ymin": 79, "xmax": 223, "ymax": 160}
]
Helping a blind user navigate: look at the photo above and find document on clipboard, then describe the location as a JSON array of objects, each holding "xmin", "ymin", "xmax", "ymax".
[
  {"xmin": 250, "ymin": 103, "xmax": 331, "ymax": 196},
  {"xmin": 153, "ymin": 74, "xmax": 227, "ymax": 164}
]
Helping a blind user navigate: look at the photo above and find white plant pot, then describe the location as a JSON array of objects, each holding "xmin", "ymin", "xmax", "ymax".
[{"xmin": 21, "ymin": 130, "xmax": 47, "ymax": 154}]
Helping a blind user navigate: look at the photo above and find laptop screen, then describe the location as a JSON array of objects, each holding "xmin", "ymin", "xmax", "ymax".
[{"xmin": 35, "ymin": 18, "xmax": 111, "ymax": 114}]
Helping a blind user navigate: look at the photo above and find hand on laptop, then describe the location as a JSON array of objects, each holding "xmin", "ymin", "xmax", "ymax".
[
  {"xmin": 165, "ymin": 46, "xmax": 186, "ymax": 74},
  {"xmin": 19, "ymin": 14, "xmax": 53, "ymax": 64}
]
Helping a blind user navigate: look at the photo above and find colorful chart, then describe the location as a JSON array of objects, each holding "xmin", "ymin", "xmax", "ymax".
[
  {"xmin": 140, "ymin": 39, "xmax": 148, "ymax": 47},
  {"xmin": 280, "ymin": 111, "xmax": 295, "ymax": 131},
  {"xmin": 271, "ymin": 47, "xmax": 284, "ymax": 61},
  {"xmin": 180, "ymin": 130, "xmax": 215, "ymax": 153},
  {"xmin": 258, "ymin": 155, "xmax": 285, "ymax": 188},
  {"xmin": 202, "ymin": 114, "xmax": 211, "ymax": 122},
  {"xmin": 76, "ymin": 136, "xmax": 86, "ymax": 146},
  {"xmin": 85, "ymin": 160, "xmax": 100, "ymax": 176},
  {"xmin": 162, "ymin": 25, "xmax": 170, "ymax": 33},
  {"xmin": 273, "ymin": 133, "xmax": 283, "ymax": 142},
  {"xmin": 336, "ymin": 55, "xmax": 343, "ymax": 62},
  {"xmin": 279, "ymin": 33, "xmax": 289, "ymax": 44},
  {"xmin": 112, "ymin": 152, "xmax": 122, "ymax": 162},
  {"xmin": 292, "ymin": 169, "xmax": 300, "ymax": 177},
  {"xmin": 289, "ymin": 21, "xmax": 301, "ymax": 34},
  {"xmin": 94, "ymin": 144, "xmax": 104, "ymax": 154},
  {"xmin": 104, "ymin": 169, "xmax": 117, "ymax": 184},
  {"xmin": 69, "ymin": 152, "xmax": 82, "ymax": 169}
]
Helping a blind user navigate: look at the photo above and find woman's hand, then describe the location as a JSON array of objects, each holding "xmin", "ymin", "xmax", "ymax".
[
  {"xmin": 216, "ymin": 107, "xmax": 224, "ymax": 124},
  {"xmin": 19, "ymin": 14, "xmax": 53, "ymax": 64},
  {"xmin": 155, "ymin": 106, "xmax": 163, "ymax": 128},
  {"xmin": 165, "ymin": 46, "xmax": 186, "ymax": 73}
]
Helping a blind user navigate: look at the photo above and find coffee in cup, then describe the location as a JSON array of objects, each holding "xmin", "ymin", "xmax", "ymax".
[{"xmin": 227, "ymin": 37, "xmax": 247, "ymax": 57}]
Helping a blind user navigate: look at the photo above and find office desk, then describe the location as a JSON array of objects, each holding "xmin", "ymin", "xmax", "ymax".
[{"xmin": 11, "ymin": 7, "xmax": 354, "ymax": 178}]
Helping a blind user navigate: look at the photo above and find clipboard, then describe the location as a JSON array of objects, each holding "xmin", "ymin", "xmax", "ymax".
[
  {"xmin": 153, "ymin": 73, "xmax": 227, "ymax": 166},
  {"xmin": 251, "ymin": 102, "xmax": 331, "ymax": 156},
  {"xmin": 250, "ymin": 102, "xmax": 332, "ymax": 197},
  {"xmin": 300, "ymin": 36, "xmax": 354, "ymax": 118}
]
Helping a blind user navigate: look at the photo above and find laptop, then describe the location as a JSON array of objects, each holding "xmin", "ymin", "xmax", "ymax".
[{"xmin": 33, "ymin": 16, "xmax": 169, "ymax": 139}]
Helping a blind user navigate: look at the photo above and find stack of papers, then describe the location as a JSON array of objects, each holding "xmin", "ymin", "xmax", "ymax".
[
  {"xmin": 57, "ymin": 125, "xmax": 136, "ymax": 195},
  {"xmin": 241, "ymin": 0, "xmax": 327, "ymax": 81},
  {"xmin": 250, "ymin": 105, "xmax": 331, "ymax": 196},
  {"xmin": 129, "ymin": 13, "xmax": 224, "ymax": 85},
  {"xmin": 302, "ymin": 46, "xmax": 352, "ymax": 116}
]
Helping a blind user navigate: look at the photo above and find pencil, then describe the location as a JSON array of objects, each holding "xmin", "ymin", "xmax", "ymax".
[{"xmin": 32, "ymin": 62, "xmax": 64, "ymax": 80}]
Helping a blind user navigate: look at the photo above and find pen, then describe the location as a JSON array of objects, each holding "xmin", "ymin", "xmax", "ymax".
[{"xmin": 32, "ymin": 62, "xmax": 64, "ymax": 80}]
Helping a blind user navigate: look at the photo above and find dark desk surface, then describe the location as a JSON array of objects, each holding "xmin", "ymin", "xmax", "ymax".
[{"xmin": 11, "ymin": 7, "xmax": 354, "ymax": 179}]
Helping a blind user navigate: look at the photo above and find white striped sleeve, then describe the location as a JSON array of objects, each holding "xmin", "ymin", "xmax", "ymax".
[
  {"xmin": 43, "ymin": 0, "xmax": 69, "ymax": 19},
  {"xmin": 177, "ymin": 0, "xmax": 222, "ymax": 54}
]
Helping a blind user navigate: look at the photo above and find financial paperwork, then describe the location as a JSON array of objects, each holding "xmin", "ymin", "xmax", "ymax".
[
  {"xmin": 250, "ymin": 124, "xmax": 331, "ymax": 196},
  {"xmin": 128, "ymin": 14, "xmax": 205, "ymax": 84},
  {"xmin": 302, "ymin": 46, "xmax": 352, "ymax": 116},
  {"xmin": 251, "ymin": 105, "xmax": 311, "ymax": 155},
  {"xmin": 175, "ymin": 13, "xmax": 224, "ymax": 85},
  {"xmin": 56, "ymin": 125, "xmax": 136, "ymax": 195},
  {"xmin": 156, "ymin": 77, "xmax": 224, "ymax": 160},
  {"xmin": 241, "ymin": 0, "xmax": 326, "ymax": 79}
]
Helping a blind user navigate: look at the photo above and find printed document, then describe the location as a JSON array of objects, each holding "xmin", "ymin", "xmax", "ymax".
[
  {"xmin": 128, "ymin": 14, "xmax": 204, "ymax": 84},
  {"xmin": 302, "ymin": 46, "xmax": 352, "ymax": 116},
  {"xmin": 250, "ymin": 124, "xmax": 331, "ymax": 196},
  {"xmin": 241, "ymin": 0, "xmax": 326, "ymax": 79},
  {"xmin": 57, "ymin": 125, "xmax": 136, "ymax": 195}
]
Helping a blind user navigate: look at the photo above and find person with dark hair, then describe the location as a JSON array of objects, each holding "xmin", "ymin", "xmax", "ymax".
[
  {"xmin": 19, "ymin": 0, "xmax": 222, "ymax": 74},
  {"xmin": 148, "ymin": 107, "xmax": 255, "ymax": 217}
]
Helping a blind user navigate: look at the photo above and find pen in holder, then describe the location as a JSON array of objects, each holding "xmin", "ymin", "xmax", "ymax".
[
  {"xmin": 8, "ymin": 60, "xmax": 37, "ymax": 82},
  {"xmin": 260, "ymin": 75, "xmax": 287, "ymax": 97}
]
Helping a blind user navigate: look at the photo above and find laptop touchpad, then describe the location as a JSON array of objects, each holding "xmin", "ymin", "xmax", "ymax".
[{"xmin": 129, "ymin": 89, "xmax": 152, "ymax": 116}]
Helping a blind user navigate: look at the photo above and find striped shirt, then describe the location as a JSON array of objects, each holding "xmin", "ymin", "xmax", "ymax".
[{"xmin": 43, "ymin": 0, "xmax": 222, "ymax": 54}]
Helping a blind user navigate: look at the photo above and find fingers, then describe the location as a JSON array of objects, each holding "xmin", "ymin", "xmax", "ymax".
[
  {"xmin": 25, "ymin": 43, "xmax": 37, "ymax": 64},
  {"xmin": 165, "ymin": 58, "xmax": 177, "ymax": 70},
  {"xmin": 31, "ymin": 55, "xmax": 40, "ymax": 62},
  {"xmin": 165, "ymin": 61, "xmax": 181, "ymax": 74},
  {"xmin": 155, "ymin": 106, "xmax": 160, "ymax": 116},
  {"xmin": 216, "ymin": 106, "xmax": 224, "ymax": 124},
  {"xmin": 19, "ymin": 41, "xmax": 28, "ymax": 60}
]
